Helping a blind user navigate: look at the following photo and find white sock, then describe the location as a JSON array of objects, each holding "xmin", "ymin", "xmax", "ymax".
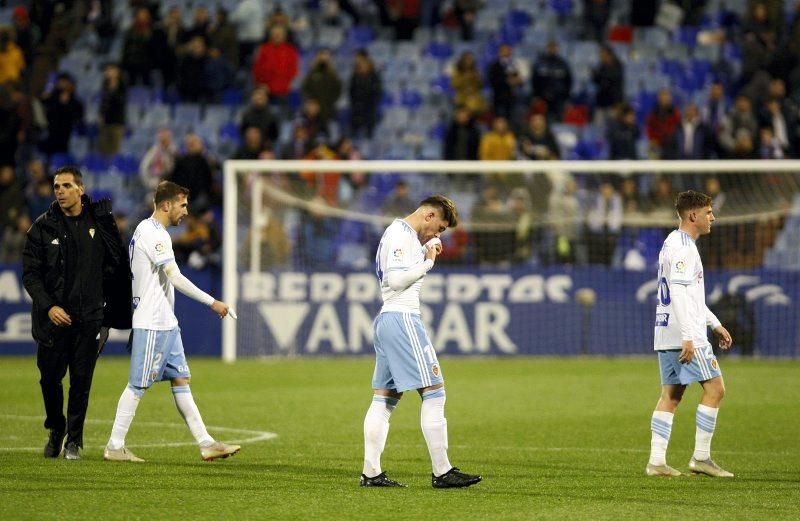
[
  {"xmin": 421, "ymin": 389, "xmax": 452, "ymax": 477},
  {"xmin": 108, "ymin": 385, "xmax": 143, "ymax": 450},
  {"xmin": 693, "ymin": 404, "xmax": 719, "ymax": 461},
  {"xmin": 363, "ymin": 396, "xmax": 398, "ymax": 477},
  {"xmin": 172, "ymin": 385, "xmax": 214, "ymax": 447},
  {"xmin": 649, "ymin": 411, "xmax": 674, "ymax": 466}
]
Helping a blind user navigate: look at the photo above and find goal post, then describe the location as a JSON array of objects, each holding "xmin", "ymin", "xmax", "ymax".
[{"xmin": 223, "ymin": 159, "xmax": 800, "ymax": 362}]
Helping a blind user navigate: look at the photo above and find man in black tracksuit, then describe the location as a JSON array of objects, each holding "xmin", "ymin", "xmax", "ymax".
[{"xmin": 22, "ymin": 166, "xmax": 132, "ymax": 460}]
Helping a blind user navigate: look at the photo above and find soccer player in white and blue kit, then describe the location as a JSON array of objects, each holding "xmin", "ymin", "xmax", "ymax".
[
  {"xmin": 647, "ymin": 190, "xmax": 734, "ymax": 478},
  {"xmin": 103, "ymin": 181, "xmax": 240, "ymax": 462},
  {"xmin": 360, "ymin": 195, "xmax": 481, "ymax": 488}
]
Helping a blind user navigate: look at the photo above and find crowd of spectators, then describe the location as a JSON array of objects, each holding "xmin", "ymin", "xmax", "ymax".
[{"xmin": 0, "ymin": 1, "xmax": 798, "ymax": 270}]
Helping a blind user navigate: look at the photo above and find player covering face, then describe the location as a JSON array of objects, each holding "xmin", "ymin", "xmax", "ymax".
[
  {"xmin": 361, "ymin": 194, "xmax": 482, "ymax": 488},
  {"xmin": 647, "ymin": 190, "xmax": 734, "ymax": 478}
]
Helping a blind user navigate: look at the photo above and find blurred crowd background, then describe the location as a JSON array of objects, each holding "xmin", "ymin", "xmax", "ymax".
[{"xmin": 1, "ymin": 0, "xmax": 799, "ymax": 272}]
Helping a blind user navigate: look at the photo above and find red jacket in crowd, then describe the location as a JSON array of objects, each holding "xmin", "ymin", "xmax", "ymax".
[{"xmin": 252, "ymin": 41, "xmax": 300, "ymax": 96}]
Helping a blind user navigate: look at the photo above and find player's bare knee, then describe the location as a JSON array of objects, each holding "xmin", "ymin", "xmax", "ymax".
[
  {"xmin": 418, "ymin": 383, "xmax": 444, "ymax": 396},
  {"xmin": 374, "ymin": 389, "xmax": 402, "ymax": 400},
  {"xmin": 172, "ymin": 377, "xmax": 191, "ymax": 386}
]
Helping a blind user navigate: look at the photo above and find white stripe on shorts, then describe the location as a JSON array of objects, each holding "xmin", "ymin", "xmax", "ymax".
[
  {"xmin": 142, "ymin": 330, "xmax": 155, "ymax": 387},
  {"xmin": 403, "ymin": 313, "xmax": 430, "ymax": 388},
  {"xmin": 695, "ymin": 346, "xmax": 710, "ymax": 380}
]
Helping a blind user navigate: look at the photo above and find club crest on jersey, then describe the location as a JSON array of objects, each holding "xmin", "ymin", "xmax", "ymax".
[
  {"xmin": 89, "ymin": 228, "xmax": 95, "ymax": 238},
  {"xmin": 431, "ymin": 364, "xmax": 440, "ymax": 377},
  {"xmin": 710, "ymin": 359, "xmax": 718, "ymax": 370},
  {"xmin": 392, "ymin": 248, "xmax": 403, "ymax": 260},
  {"xmin": 675, "ymin": 260, "xmax": 687, "ymax": 274}
]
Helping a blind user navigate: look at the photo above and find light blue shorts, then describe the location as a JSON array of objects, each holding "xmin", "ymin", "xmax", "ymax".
[
  {"xmin": 372, "ymin": 312, "xmax": 444, "ymax": 393},
  {"xmin": 129, "ymin": 328, "xmax": 190, "ymax": 389},
  {"xmin": 658, "ymin": 345, "xmax": 722, "ymax": 386}
]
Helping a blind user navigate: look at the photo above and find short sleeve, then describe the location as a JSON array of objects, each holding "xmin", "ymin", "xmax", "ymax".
[
  {"xmin": 668, "ymin": 245, "xmax": 697, "ymax": 285},
  {"xmin": 140, "ymin": 229, "xmax": 175, "ymax": 267},
  {"xmin": 384, "ymin": 231, "xmax": 415, "ymax": 272}
]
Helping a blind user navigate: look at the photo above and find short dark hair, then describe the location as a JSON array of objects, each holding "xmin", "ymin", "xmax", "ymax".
[
  {"xmin": 53, "ymin": 166, "xmax": 83, "ymax": 186},
  {"xmin": 154, "ymin": 181, "xmax": 190, "ymax": 205},
  {"xmin": 420, "ymin": 195, "xmax": 458, "ymax": 228},
  {"xmin": 675, "ymin": 190, "xmax": 712, "ymax": 217}
]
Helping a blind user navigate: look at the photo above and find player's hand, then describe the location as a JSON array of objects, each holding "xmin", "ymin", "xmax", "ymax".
[
  {"xmin": 678, "ymin": 340, "xmax": 695, "ymax": 364},
  {"xmin": 424, "ymin": 246, "xmax": 439, "ymax": 262},
  {"xmin": 714, "ymin": 325, "xmax": 733, "ymax": 350},
  {"xmin": 48, "ymin": 306, "xmax": 72, "ymax": 326},
  {"xmin": 424, "ymin": 238, "xmax": 442, "ymax": 262},
  {"xmin": 210, "ymin": 300, "xmax": 229, "ymax": 318}
]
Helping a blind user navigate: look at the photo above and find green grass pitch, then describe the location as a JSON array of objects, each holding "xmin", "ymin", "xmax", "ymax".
[{"xmin": 0, "ymin": 356, "xmax": 798, "ymax": 520}]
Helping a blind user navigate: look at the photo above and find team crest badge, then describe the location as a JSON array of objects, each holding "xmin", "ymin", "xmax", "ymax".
[
  {"xmin": 89, "ymin": 228, "xmax": 95, "ymax": 238},
  {"xmin": 710, "ymin": 359, "xmax": 718, "ymax": 370},
  {"xmin": 431, "ymin": 364, "xmax": 440, "ymax": 377}
]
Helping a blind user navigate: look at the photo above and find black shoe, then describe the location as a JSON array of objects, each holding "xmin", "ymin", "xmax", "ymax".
[
  {"xmin": 432, "ymin": 467, "xmax": 482, "ymax": 488},
  {"xmin": 360, "ymin": 472, "xmax": 408, "ymax": 487},
  {"xmin": 44, "ymin": 430, "xmax": 65, "ymax": 458},
  {"xmin": 63, "ymin": 442, "xmax": 81, "ymax": 460}
]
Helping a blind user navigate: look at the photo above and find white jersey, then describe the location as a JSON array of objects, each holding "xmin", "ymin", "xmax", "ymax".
[
  {"xmin": 130, "ymin": 217, "xmax": 178, "ymax": 330},
  {"xmin": 375, "ymin": 219, "xmax": 425, "ymax": 314},
  {"xmin": 654, "ymin": 229, "xmax": 710, "ymax": 350}
]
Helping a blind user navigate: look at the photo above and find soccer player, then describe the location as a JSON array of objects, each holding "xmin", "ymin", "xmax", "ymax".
[
  {"xmin": 103, "ymin": 181, "xmax": 240, "ymax": 462},
  {"xmin": 361, "ymin": 195, "xmax": 481, "ymax": 488},
  {"xmin": 647, "ymin": 190, "xmax": 734, "ymax": 478}
]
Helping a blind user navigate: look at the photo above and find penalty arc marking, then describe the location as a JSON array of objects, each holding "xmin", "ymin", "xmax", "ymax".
[{"xmin": 0, "ymin": 414, "xmax": 278, "ymax": 452}]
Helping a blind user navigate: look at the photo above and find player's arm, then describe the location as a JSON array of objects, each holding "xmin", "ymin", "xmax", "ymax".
[
  {"xmin": 669, "ymin": 283, "xmax": 695, "ymax": 363},
  {"xmin": 706, "ymin": 306, "xmax": 733, "ymax": 350},
  {"xmin": 162, "ymin": 260, "xmax": 230, "ymax": 318},
  {"xmin": 668, "ymin": 249, "xmax": 698, "ymax": 364}
]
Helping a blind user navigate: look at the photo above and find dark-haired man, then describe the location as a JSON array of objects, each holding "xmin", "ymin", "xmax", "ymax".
[
  {"xmin": 647, "ymin": 190, "xmax": 734, "ymax": 478},
  {"xmin": 22, "ymin": 166, "xmax": 132, "ymax": 460},
  {"xmin": 103, "ymin": 181, "xmax": 239, "ymax": 463},
  {"xmin": 361, "ymin": 195, "xmax": 481, "ymax": 489}
]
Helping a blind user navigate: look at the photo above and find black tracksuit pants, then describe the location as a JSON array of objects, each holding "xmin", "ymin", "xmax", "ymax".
[{"xmin": 37, "ymin": 320, "xmax": 102, "ymax": 447}]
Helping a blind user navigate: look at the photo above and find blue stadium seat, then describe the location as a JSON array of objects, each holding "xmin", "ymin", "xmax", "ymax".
[
  {"xmin": 399, "ymin": 89, "xmax": 423, "ymax": 110},
  {"xmin": 111, "ymin": 154, "xmax": 139, "ymax": 177},
  {"xmin": 507, "ymin": 9, "xmax": 532, "ymax": 28},
  {"xmin": 89, "ymin": 189, "xmax": 114, "ymax": 201},
  {"xmin": 347, "ymin": 25, "xmax": 374, "ymax": 46},
  {"xmin": 82, "ymin": 153, "xmax": 111, "ymax": 173},
  {"xmin": 424, "ymin": 41, "xmax": 454, "ymax": 61},
  {"xmin": 549, "ymin": 0, "xmax": 574, "ymax": 16},
  {"xmin": 221, "ymin": 88, "xmax": 244, "ymax": 106},
  {"xmin": 50, "ymin": 153, "xmax": 77, "ymax": 170}
]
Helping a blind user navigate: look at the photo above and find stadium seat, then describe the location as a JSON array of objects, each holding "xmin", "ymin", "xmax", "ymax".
[
  {"xmin": 82, "ymin": 153, "xmax": 111, "ymax": 173},
  {"xmin": 50, "ymin": 153, "xmax": 77, "ymax": 170},
  {"xmin": 111, "ymin": 154, "xmax": 139, "ymax": 177},
  {"xmin": 424, "ymin": 41, "xmax": 454, "ymax": 61},
  {"xmin": 507, "ymin": 9, "xmax": 532, "ymax": 28},
  {"xmin": 221, "ymin": 88, "xmax": 244, "ymax": 107},
  {"xmin": 347, "ymin": 25, "xmax": 374, "ymax": 46}
]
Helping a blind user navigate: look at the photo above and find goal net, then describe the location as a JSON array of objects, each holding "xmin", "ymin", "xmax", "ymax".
[{"xmin": 222, "ymin": 159, "xmax": 800, "ymax": 361}]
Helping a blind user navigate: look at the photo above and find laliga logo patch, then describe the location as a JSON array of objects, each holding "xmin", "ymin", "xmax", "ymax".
[
  {"xmin": 675, "ymin": 260, "xmax": 686, "ymax": 274},
  {"xmin": 710, "ymin": 359, "xmax": 718, "ymax": 370},
  {"xmin": 392, "ymin": 248, "xmax": 403, "ymax": 260},
  {"xmin": 431, "ymin": 364, "xmax": 440, "ymax": 377},
  {"xmin": 155, "ymin": 242, "xmax": 165, "ymax": 253}
]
